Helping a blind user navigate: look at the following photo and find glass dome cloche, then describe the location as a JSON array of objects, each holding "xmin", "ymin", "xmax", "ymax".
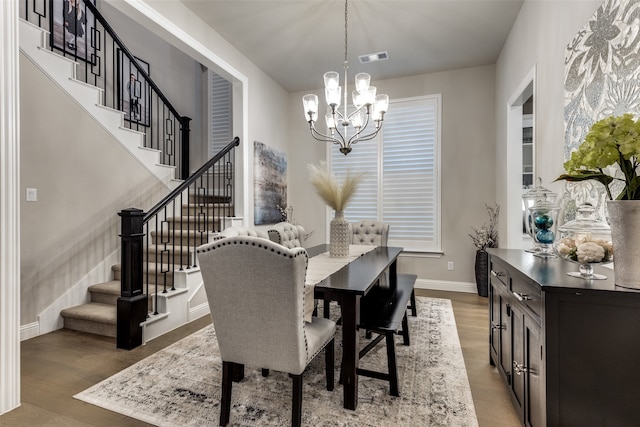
[{"xmin": 553, "ymin": 203, "xmax": 613, "ymax": 280}]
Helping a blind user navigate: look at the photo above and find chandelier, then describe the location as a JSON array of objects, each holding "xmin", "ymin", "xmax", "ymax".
[{"xmin": 302, "ymin": 0, "xmax": 389, "ymax": 155}]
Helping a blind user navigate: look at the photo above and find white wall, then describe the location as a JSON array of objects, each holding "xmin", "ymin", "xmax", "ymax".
[
  {"xmin": 495, "ymin": 0, "xmax": 601, "ymax": 246},
  {"xmin": 289, "ymin": 65, "xmax": 497, "ymax": 285}
]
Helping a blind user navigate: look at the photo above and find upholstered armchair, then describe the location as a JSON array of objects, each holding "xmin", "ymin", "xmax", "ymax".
[
  {"xmin": 267, "ymin": 222, "xmax": 306, "ymax": 248},
  {"xmin": 349, "ymin": 220, "xmax": 389, "ymax": 246},
  {"xmin": 215, "ymin": 225, "xmax": 268, "ymax": 240},
  {"xmin": 196, "ymin": 236, "xmax": 336, "ymax": 427}
]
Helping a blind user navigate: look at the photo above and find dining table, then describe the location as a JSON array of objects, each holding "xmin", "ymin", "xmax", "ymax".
[{"xmin": 305, "ymin": 244, "xmax": 404, "ymax": 410}]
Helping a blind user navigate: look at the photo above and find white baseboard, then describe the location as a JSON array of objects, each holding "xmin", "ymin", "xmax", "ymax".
[
  {"xmin": 415, "ymin": 278, "xmax": 477, "ymax": 294},
  {"xmin": 20, "ymin": 322, "xmax": 40, "ymax": 341},
  {"xmin": 188, "ymin": 301, "xmax": 210, "ymax": 322}
]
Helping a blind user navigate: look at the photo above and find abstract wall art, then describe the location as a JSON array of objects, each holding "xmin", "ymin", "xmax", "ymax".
[{"xmin": 253, "ymin": 141, "xmax": 287, "ymax": 225}]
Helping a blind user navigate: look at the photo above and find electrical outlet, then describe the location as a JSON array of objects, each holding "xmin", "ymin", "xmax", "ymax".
[{"xmin": 447, "ymin": 261, "xmax": 454, "ymax": 271}]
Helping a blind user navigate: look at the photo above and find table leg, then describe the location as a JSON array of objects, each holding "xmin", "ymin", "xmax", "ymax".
[
  {"xmin": 390, "ymin": 260, "xmax": 397, "ymax": 288},
  {"xmin": 341, "ymin": 293, "xmax": 360, "ymax": 410}
]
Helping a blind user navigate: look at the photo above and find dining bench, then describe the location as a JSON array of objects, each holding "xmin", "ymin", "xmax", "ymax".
[{"xmin": 355, "ymin": 273, "xmax": 417, "ymax": 396}]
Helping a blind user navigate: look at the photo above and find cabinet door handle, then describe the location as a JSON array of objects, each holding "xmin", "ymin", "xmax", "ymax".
[
  {"xmin": 491, "ymin": 321, "xmax": 505, "ymax": 331},
  {"xmin": 512, "ymin": 291, "xmax": 532, "ymax": 301},
  {"xmin": 513, "ymin": 360, "xmax": 529, "ymax": 375},
  {"xmin": 491, "ymin": 270, "xmax": 505, "ymax": 277}
]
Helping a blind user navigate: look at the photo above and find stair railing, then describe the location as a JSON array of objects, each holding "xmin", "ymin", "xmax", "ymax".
[
  {"xmin": 118, "ymin": 137, "xmax": 239, "ymax": 349},
  {"xmin": 21, "ymin": 0, "xmax": 192, "ymax": 179}
]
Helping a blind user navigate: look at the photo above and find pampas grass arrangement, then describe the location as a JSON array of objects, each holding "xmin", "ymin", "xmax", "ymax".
[{"xmin": 308, "ymin": 161, "xmax": 365, "ymax": 212}]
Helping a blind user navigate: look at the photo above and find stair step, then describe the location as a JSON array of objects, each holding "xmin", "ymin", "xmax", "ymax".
[
  {"xmin": 88, "ymin": 280, "xmax": 121, "ymax": 305},
  {"xmin": 150, "ymin": 229, "xmax": 211, "ymax": 246},
  {"xmin": 61, "ymin": 302, "xmax": 117, "ymax": 338},
  {"xmin": 189, "ymin": 193, "xmax": 232, "ymax": 204},
  {"xmin": 180, "ymin": 203, "xmax": 235, "ymax": 216},
  {"xmin": 166, "ymin": 216, "xmax": 222, "ymax": 232},
  {"xmin": 112, "ymin": 263, "xmax": 185, "ymax": 286},
  {"xmin": 144, "ymin": 244, "xmax": 194, "ymax": 264}
]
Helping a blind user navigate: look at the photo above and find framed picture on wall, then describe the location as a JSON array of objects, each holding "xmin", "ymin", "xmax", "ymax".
[
  {"xmin": 50, "ymin": 0, "xmax": 97, "ymax": 63},
  {"xmin": 254, "ymin": 141, "xmax": 287, "ymax": 225},
  {"xmin": 117, "ymin": 51, "xmax": 151, "ymax": 127}
]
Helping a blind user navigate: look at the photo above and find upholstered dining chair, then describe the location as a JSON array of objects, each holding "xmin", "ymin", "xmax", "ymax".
[
  {"xmin": 268, "ymin": 222, "xmax": 306, "ymax": 248},
  {"xmin": 349, "ymin": 220, "xmax": 417, "ymax": 317},
  {"xmin": 196, "ymin": 236, "xmax": 336, "ymax": 427},
  {"xmin": 349, "ymin": 220, "xmax": 390, "ymax": 246}
]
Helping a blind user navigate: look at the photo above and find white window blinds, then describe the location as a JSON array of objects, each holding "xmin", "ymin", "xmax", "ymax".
[
  {"xmin": 331, "ymin": 95, "xmax": 441, "ymax": 252},
  {"xmin": 209, "ymin": 71, "xmax": 233, "ymax": 157}
]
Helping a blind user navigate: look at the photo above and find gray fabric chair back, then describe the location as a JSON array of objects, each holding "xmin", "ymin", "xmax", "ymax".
[
  {"xmin": 349, "ymin": 220, "xmax": 389, "ymax": 246},
  {"xmin": 217, "ymin": 225, "xmax": 268, "ymax": 239},
  {"xmin": 268, "ymin": 222, "xmax": 306, "ymax": 248},
  {"xmin": 196, "ymin": 236, "xmax": 313, "ymax": 375}
]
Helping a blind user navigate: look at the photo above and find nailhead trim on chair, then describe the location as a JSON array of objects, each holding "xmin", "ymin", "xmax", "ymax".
[
  {"xmin": 197, "ymin": 237, "xmax": 308, "ymax": 259},
  {"xmin": 197, "ymin": 236, "xmax": 314, "ymax": 360}
]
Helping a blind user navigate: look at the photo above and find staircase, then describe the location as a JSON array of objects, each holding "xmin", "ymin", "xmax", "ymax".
[
  {"xmin": 19, "ymin": 19, "xmax": 180, "ymax": 187},
  {"xmin": 20, "ymin": 2, "xmax": 239, "ymax": 345},
  {"xmin": 61, "ymin": 191, "xmax": 232, "ymax": 340}
]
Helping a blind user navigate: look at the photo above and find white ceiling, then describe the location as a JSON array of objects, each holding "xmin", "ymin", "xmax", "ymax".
[{"xmin": 180, "ymin": 0, "xmax": 524, "ymax": 93}]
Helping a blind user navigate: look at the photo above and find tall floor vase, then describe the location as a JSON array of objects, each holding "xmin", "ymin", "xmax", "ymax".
[
  {"xmin": 474, "ymin": 250, "xmax": 489, "ymax": 297},
  {"xmin": 608, "ymin": 200, "xmax": 640, "ymax": 289},
  {"xmin": 329, "ymin": 210, "xmax": 350, "ymax": 257}
]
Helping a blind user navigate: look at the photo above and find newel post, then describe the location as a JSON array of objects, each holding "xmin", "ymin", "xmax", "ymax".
[
  {"xmin": 181, "ymin": 116, "xmax": 192, "ymax": 180},
  {"xmin": 117, "ymin": 208, "xmax": 147, "ymax": 349}
]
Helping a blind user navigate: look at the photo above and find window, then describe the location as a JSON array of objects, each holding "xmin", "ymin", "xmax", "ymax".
[
  {"xmin": 331, "ymin": 95, "xmax": 441, "ymax": 252},
  {"xmin": 209, "ymin": 70, "xmax": 233, "ymax": 157}
]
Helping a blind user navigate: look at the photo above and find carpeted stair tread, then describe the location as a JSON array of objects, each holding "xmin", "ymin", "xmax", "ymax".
[
  {"xmin": 145, "ymin": 244, "xmax": 193, "ymax": 255},
  {"xmin": 111, "ymin": 262, "xmax": 189, "ymax": 273},
  {"xmin": 151, "ymin": 229, "xmax": 208, "ymax": 237},
  {"xmin": 88, "ymin": 281, "xmax": 121, "ymax": 305},
  {"xmin": 89, "ymin": 281, "xmax": 121, "ymax": 296},
  {"xmin": 61, "ymin": 302, "xmax": 116, "ymax": 324}
]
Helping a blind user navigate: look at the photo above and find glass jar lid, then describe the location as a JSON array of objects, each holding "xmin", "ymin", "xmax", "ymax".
[
  {"xmin": 558, "ymin": 203, "xmax": 610, "ymax": 234},
  {"xmin": 522, "ymin": 177, "xmax": 557, "ymax": 207}
]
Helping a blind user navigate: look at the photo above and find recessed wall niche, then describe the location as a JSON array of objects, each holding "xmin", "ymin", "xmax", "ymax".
[{"xmin": 563, "ymin": 0, "xmax": 640, "ymax": 218}]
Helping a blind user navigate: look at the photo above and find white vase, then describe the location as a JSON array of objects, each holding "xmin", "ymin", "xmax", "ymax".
[
  {"xmin": 329, "ymin": 210, "xmax": 349, "ymax": 257},
  {"xmin": 607, "ymin": 200, "xmax": 640, "ymax": 289}
]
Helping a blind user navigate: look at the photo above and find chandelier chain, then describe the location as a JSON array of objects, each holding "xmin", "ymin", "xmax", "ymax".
[{"xmin": 344, "ymin": 0, "xmax": 348, "ymax": 64}]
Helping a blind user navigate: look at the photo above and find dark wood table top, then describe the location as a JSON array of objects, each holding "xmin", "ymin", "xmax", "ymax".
[{"xmin": 306, "ymin": 245, "xmax": 403, "ymax": 295}]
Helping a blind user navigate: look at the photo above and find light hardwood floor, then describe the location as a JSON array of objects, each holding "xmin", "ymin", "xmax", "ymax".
[{"xmin": 1, "ymin": 289, "xmax": 520, "ymax": 426}]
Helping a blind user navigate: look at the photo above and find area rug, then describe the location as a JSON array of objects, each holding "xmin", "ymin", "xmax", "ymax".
[{"xmin": 74, "ymin": 297, "xmax": 478, "ymax": 426}]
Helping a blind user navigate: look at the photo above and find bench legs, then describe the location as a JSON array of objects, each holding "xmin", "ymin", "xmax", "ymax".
[
  {"xmin": 385, "ymin": 332, "xmax": 400, "ymax": 397},
  {"xmin": 355, "ymin": 328, "xmax": 401, "ymax": 397},
  {"xmin": 407, "ymin": 289, "xmax": 418, "ymax": 317}
]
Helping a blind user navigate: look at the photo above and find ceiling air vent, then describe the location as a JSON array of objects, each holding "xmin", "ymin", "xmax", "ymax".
[{"xmin": 359, "ymin": 51, "xmax": 389, "ymax": 64}]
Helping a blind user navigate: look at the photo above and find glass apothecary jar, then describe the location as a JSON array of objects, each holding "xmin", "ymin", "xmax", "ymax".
[
  {"xmin": 528, "ymin": 199, "xmax": 560, "ymax": 258},
  {"xmin": 553, "ymin": 203, "xmax": 613, "ymax": 279},
  {"xmin": 522, "ymin": 178, "xmax": 557, "ymax": 253}
]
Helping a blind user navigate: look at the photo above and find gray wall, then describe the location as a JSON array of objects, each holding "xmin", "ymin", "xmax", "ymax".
[
  {"xmin": 289, "ymin": 65, "xmax": 497, "ymax": 286},
  {"xmin": 20, "ymin": 54, "xmax": 168, "ymax": 324}
]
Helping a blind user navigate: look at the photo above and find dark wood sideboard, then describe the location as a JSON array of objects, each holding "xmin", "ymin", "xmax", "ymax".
[{"xmin": 487, "ymin": 248, "xmax": 640, "ymax": 427}]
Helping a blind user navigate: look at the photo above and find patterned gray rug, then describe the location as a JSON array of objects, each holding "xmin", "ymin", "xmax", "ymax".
[{"xmin": 74, "ymin": 297, "xmax": 478, "ymax": 426}]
